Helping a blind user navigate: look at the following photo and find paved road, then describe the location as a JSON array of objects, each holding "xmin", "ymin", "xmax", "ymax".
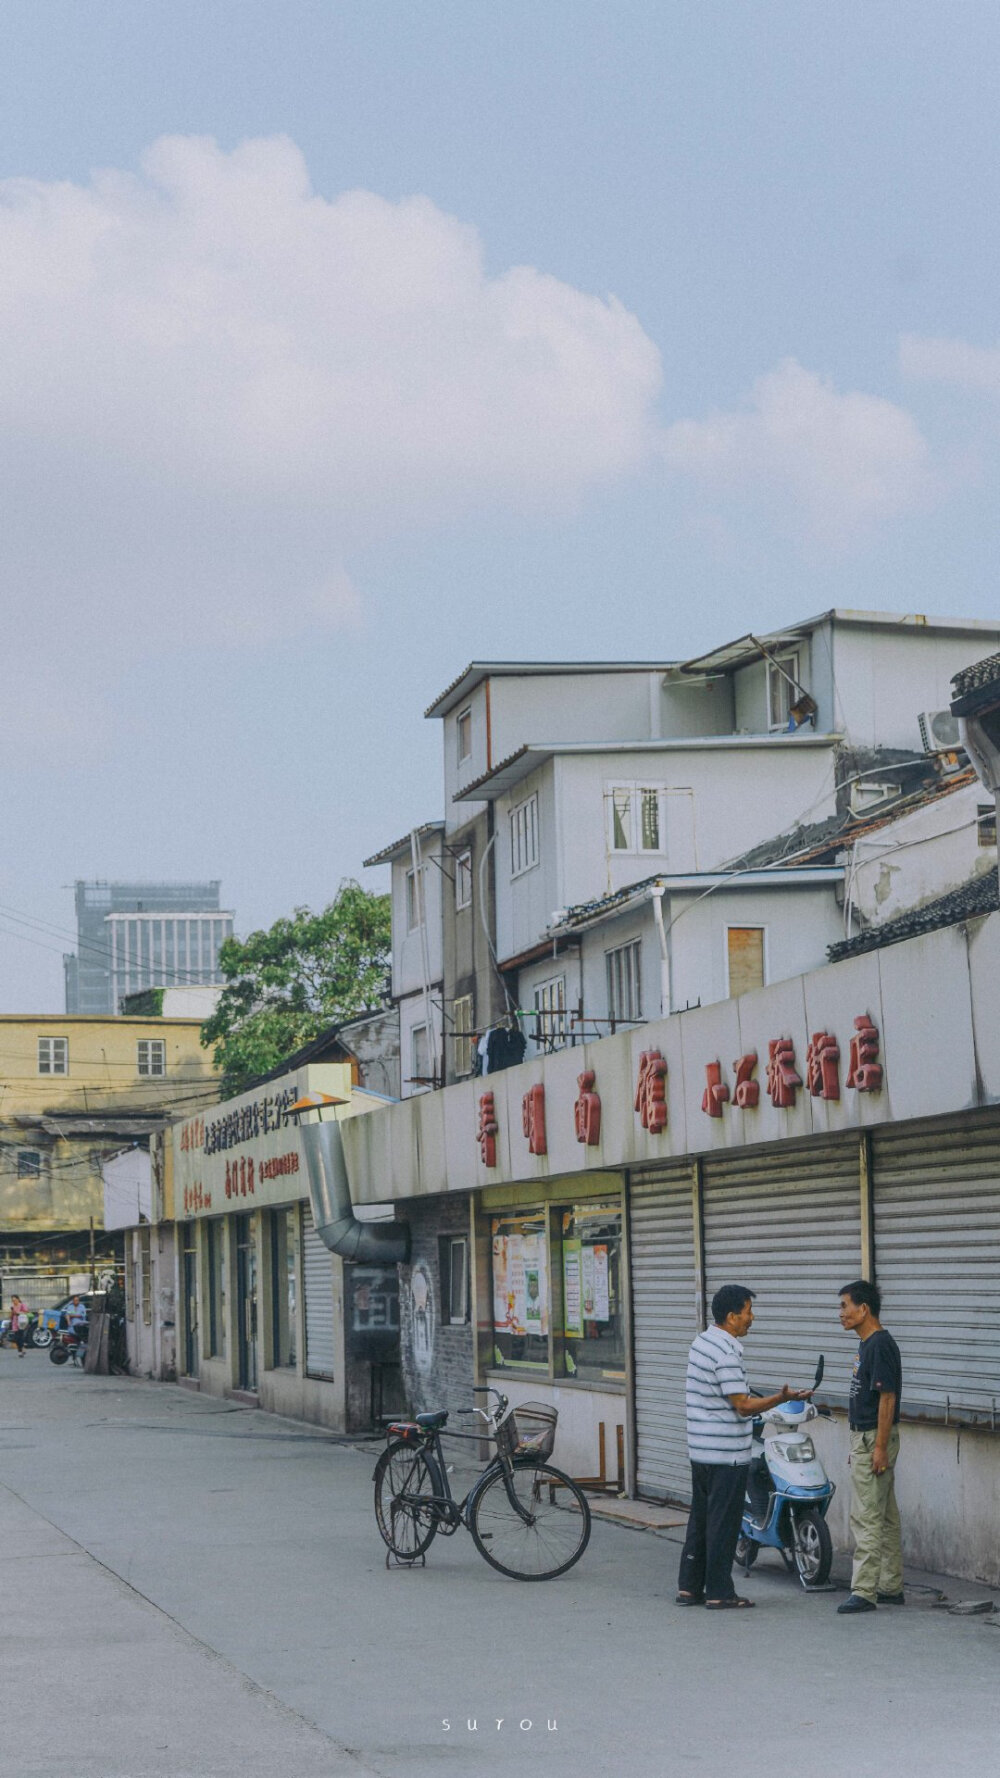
[{"xmin": 1, "ymin": 1354, "xmax": 997, "ymax": 1778}]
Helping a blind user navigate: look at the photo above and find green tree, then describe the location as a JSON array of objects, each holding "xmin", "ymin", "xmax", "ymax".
[{"xmin": 201, "ymin": 882, "xmax": 391, "ymax": 1097}]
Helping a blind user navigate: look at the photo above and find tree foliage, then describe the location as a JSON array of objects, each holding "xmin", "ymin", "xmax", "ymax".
[{"xmin": 201, "ymin": 882, "xmax": 391, "ymax": 1097}]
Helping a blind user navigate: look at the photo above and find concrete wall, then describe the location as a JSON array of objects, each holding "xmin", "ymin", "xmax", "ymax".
[
  {"xmin": 397, "ymin": 1194, "xmax": 475, "ymax": 1420},
  {"xmin": 389, "ymin": 833, "xmax": 444, "ymax": 999},
  {"xmin": 831, "ymin": 621, "xmax": 1000, "ymax": 752},
  {"xmin": 849, "ymin": 779, "xmax": 995, "ymax": 928}
]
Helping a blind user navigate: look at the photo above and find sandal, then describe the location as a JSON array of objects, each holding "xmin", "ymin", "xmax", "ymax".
[
  {"xmin": 675, "ymin": 1591, "xmax": 705, "ymax": 1606},
  {"xmin": 705, "ymin": 1595, "xmax": 755, "ymax": 1609}
]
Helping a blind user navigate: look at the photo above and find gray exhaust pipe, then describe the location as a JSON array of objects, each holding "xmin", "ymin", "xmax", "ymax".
[{"xmin": 300, "ymin": 1116, "xmax": 411, "ymax": 1265}]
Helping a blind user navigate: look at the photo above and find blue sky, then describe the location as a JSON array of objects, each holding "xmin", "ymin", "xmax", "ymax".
[{"xmin": 2, "ymin": 2, "xmax": 999, "ymax": 1008}]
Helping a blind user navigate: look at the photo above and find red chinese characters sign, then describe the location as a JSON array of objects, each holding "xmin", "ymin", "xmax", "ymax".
[
  {"xmin": 574, "ymin": 1071, "xmax": 601, "ymax": 1146},
  {"xmin": 847, "ymin": 1016, "xmax": 883, "ymax": 1092},
  {"xmin": 522, "ymin": 1084, "xmax": 547, "ymax": 1156},
  {"xmin": 701, "ymin": 1061, "xmax": 730, "ymax": 1118},
  {"xmin": 477, "ymin": 1092, "xmax": 499, "ymax": 1167},
  {"xmin": 635, "ymin": 1049, "xmax": 668, "ymax": 1134},
  {"xmin": 806, "ymin": 1031, "xmax": 840, "ymax": 1101},
  {"xmin": 766, "ymin": 1038, "xmax": 802, "ymax": 1110},
  {"xmin": 733, "ymin": 1053, "xmax": 759, "ymax": 1109}
]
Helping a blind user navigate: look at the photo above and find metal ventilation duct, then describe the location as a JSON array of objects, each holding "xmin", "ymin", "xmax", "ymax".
[{"xmin": 299, "ymin": 1115, "xmax": 411, "ymax": 1265}]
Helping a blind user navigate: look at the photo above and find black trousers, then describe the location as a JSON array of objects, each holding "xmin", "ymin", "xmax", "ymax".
[{"xmin": 677, "ymin": 1461, "xmax": 749, "ymax": 1600}]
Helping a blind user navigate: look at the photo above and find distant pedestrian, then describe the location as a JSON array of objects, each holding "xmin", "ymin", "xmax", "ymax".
[
  {"xmin": 9, "ymin": 1296, "xmax": 30, "ymax": 1356},
  {"xmin": 677, "ymin": 1284, "xmax": 812, "ymax": 1610},
  {"xmin": 837, "ymin": 1279, "xmax": 903, "ymax": 1616}
]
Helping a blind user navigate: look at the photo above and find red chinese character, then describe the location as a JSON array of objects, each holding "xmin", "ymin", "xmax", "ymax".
[
  {"xmin": 477, "ymin": 1092, "xmax": 498, "ymax": 1167},
  {"xmin": 846, "ymin": 1015, "xmax": 883, "ymax": 1093},
  {"xmin": 701, "ymin": 1060, "xmax": 730, "ymax": 1118},
  {"xmin": 224, "ymin": 1159, "xmax": 232, "ymax": 1200},
  {"xmin": 766, "ymin": 1038, "xmax": 802, "ymax": 1109},
  {"xmin": 521, "ymin": 1083, "xmax": 547, "ymax": 1155},
  {"xmin": 574, "ymin": 1071, "xmax": 602, "ymax": 1146},
  {"xmin": 247, "ymin": 1156, "xmax": 255, "ymax": 1195},
  {"xmin": 806, "ymin": 1031, "xmax": 840, "ymax": 1101},
  {"xmin": 733, "ymin": 1053, "xmax": 760, "ymax": 1109},
  {"xmin": 634, "ymin": 1049, "xmax": 668, "ymax": 1134}
]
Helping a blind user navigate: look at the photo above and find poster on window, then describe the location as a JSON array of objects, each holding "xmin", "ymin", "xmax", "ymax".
[
  {"xmin": 562, "ymin": 1238, "xmax": 583, "ymax": 1337},
  {"xmin": 492, "ymin": 1228, "xmax": 548, "ymax": 1337},
  {"xmin": 580, "ymin": 1242, "xmax": 610, "ymax": 1323}
]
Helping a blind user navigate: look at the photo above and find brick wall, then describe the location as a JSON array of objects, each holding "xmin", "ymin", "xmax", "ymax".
[{"xmin": 397, "ymin": 1193, "xmax": 474, "ymax": 1418}]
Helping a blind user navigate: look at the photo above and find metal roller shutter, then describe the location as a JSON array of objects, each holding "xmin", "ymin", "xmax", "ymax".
[
  {"xmin": 871, "ymin": 1115, "xmax": 1000, "ymax": 1424},
  {"xmin": 303, "ymin": 1209, "xmax": 336, "ymax": 1381},
  {"xmin": 703, "ymin": 1137, "xmax": 861, "ymax": 1406},
  {"xmin": 630, "ymin": 1164, "xmax": 699, "ymax": 1503}
]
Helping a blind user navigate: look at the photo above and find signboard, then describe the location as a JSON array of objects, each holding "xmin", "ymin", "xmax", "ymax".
[{"xmin": 172, "ymin": 1062, "xmax": 354, "ymax": 1217}]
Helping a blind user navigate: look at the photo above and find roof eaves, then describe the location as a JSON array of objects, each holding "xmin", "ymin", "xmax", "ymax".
[{"xmin": 363, "ymin": 821, "xmax": 445, "ymax": 867}]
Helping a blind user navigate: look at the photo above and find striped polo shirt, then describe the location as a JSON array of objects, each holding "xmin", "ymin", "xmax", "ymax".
[{"xmin": 685, "ymin": 1325, "xmax": 752, "ymax": 1466}]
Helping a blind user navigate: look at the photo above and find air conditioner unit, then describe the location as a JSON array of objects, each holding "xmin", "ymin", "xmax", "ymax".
[{"xmin": 918, "ymin": 709, "xmax": 963, "ymax": 753}]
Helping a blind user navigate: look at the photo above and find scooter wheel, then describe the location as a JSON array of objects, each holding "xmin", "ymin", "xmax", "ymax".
[
  {"xmin": 49, "ymin": 1344, "xmax": 70, "ymax": 1365},
  {"xmin": 735, "ymin": 1535, "xmax": 759, "ymax": 1571},
  {"xmin": 792, "ymin": 1508, "xmax": 833, "ymax": 1587}
]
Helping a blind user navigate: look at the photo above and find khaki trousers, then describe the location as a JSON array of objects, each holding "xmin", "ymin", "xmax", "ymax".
[{"xmin": 849, "ymin": 1427, "xmax": 903, "ymax": 1602}]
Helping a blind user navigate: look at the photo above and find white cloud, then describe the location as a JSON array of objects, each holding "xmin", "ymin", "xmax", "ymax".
[
  {"xmin": 900, "ymin": 333, "xmax": 1000, "ymax": 396},
  {"xmin": 0, "ymin": 133, "xmax": 662, "ymax": 698},
  {"xmin": 661, "ymin": 358, "xmax": 932, "ymax": 543}
]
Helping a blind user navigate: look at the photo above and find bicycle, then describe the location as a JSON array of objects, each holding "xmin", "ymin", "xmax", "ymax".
[{"xmin": 373, "ymin": 1386, "xmax": 592, "ymax": 1581}]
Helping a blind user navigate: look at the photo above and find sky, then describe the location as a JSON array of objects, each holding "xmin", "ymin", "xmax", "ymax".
[{"xmin": 2, "ymin": 0, "xmax": 1000, "ymax": 1009}]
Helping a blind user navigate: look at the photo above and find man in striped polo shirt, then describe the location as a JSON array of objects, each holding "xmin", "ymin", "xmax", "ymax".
[{"xmin": 677, "ymin": 1284, "xmax": 812, "ymax": 1610}]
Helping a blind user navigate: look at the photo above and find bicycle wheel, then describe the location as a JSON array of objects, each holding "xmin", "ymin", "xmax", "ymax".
[
  {"xmin": 373, "ymin": 1441, "xmax": 439, "ymax": 1559},
  {"xmin": 470, "ymin": 1461, "xmax": 591, "ymax": 1580}
]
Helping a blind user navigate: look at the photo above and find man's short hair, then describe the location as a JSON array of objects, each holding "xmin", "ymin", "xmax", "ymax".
[
  {"xmin": 712, "ymin": 1284, "xmax": 755, "ymax": 1325},
  {"xmin": 839, "ymin": 1278, "xmax": 881, "ymax": 1317}
]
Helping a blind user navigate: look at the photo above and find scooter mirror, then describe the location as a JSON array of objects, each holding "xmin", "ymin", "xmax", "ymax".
[{"xmin": 814, "ymin": 1354, "xmax": 825, "ymax": 1392}]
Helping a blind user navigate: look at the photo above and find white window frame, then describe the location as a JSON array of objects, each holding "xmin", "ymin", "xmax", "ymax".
[
  {"xmin": 455, "ymin": 849, "xmax": 473, "ymax": 910},
  {"xmin": 456, "ymin": 708, "xmax": 473, "ymax": 764},
  {"xmin": 768, "ymin": 650, "xmax": 803, "ymax": 731},
  {"xmin": 607, "ymin": 783, "xmax": 665, "ymax": 854},
  {"xmin": 510, "ymin": 792, "xmax": 539, "ymax": 878},
  {"xmin": 137, "ymin": 1038, "xmax": 167, "ymax": 1078},
  {"xmin": 724, "ymin": 925, "xmax": 768, "ymax": 999},
  {"xmin": 405, "ymin": 866, "xmax": 425, "ymax": 931},
  {"xmin": 533, "ymin": 974, "xmax": 568, "ymax": 1049},
  {"xmin": 605, "ymin": 939, "xmax": 643, "ymax": 1025},
  {"xmin": 452, "ymin": 994, "xmax": 474, "ymax": 1076},
  {"xmin": 443, "ymin": 1235, "xmax": 469, "ymax": 1325},
  {"xmin": 410, "ymin": 1021, "xmax": 431, "ymax": 1089},
  {"xmin": 38, "ymin": 1036, "xmax": 69, "ymax": 1076}
]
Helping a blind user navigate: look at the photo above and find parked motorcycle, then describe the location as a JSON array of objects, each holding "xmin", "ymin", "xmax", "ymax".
[
  {"xmin": 49, "ymin": 1327, "xmax": 86, "ymax": 1367},
  {"xmin": 736, "ymin": 1356, "xmax": 835, "ymax": 1588}
]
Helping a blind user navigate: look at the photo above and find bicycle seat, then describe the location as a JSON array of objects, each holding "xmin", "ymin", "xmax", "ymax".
[{"xmin": 415, "ymin": 1410, "xmax": 448, "ymax": 1430}]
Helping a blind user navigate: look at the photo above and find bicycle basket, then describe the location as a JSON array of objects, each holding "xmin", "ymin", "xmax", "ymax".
[{"xmin": 512, "ymin": 1402, "xmax": 558, "ymax": 1462}]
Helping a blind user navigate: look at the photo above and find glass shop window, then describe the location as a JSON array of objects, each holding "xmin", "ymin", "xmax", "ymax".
[
  {"xmin": 490, "ymin": 1211, "xmax": 549, "ymax": 1370},
  {"xmin": 558, "ymin": 1204, "xmax": 625, "ymax": 1384}
]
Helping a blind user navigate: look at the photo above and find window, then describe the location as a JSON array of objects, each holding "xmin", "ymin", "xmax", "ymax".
[
  {"xmin": 452, "ymin": 994, "xmax": 474, "ymax": 1076},
  {"xmin": 533, "ymin": 975, "xmax": 567, "ymax": 1050},
  {"xmin": 137, "ymin": 1039, "xmax": 166, "ymax": 1077},
  {"xmin": 457, "ymin": 708, "xmax": 472, "ymax": 763},
  {"xmin": 405, "ymin": 866, "xmax": 425, "ymax": 930},
  {"xmin": 608, "ymin": 785, "xmax": 662, "ymax": 852},
  {"xmin": 17, "ymin": 1150, "xmax": 42, "ymax": 1179},
  {"xmin": 410, "ymin": 1022, "xmax": 432, "ymax": 1087},
  {"xmin": 38, "ymin": 1036, "xmax": 68, "ymax": 1076},
  {"xmin": 606, "ymin": 940, "xmax": 642, "ymax": 1024},
  {"xmin": 270, "ymin": 1207, "xmax": 297, "ymax": 1369},
  {"xmin": 440, "ymin": 1235, "xmax": 469, "ymax": 1324},
  {"xmin": 510, "ymin": 793, "xmax": 539, "ymax": 876},
  {"xmin": 207, "ymin": 1219, "xmax": 226, "ymax": 1356},
  {"xmin": 455, "ymin": 849, "xmax": 473, "ymax": 910},
  {"xmin": 978, "ymin": 803, "xmax": 997, "ymax": 848},
  {"xmin": 768, "ymin": 650, "xmax": 802, "ymax": 730},
  {"xmin": 491, "ymin": 1212, "xmax": 549, "ymax": 1369},
  {"xmin": 558, "ymin": 1204, "xmax": 625, "ymax": 1383},
  {"xmin": 727, "ymin": 927, "xmax": 765, "ymax": 998}
]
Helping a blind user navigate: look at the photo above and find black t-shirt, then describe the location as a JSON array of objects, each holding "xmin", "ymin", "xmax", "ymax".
[{"xmin": 849, "ymin": 1328, "xmax": 902, "ymax": 1430}]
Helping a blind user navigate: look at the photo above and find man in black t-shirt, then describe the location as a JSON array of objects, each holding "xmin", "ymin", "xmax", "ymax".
[{"xmin": 836, "ymin": 1279, "xmax": 903, "ymax": 1615}]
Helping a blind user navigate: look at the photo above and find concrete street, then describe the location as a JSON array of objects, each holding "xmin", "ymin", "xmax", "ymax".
[{"xmin": 1, "ymin": 1353, "xmax": 997, "ymax": 1778}]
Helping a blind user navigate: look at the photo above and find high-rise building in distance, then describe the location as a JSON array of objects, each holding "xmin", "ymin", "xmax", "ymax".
[{"xmin": 63, "ymin": 881, "xmax": 235, "ymax": 1015}]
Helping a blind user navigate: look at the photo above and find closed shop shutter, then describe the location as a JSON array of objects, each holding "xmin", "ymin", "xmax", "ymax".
[
  {"xmin": 703, "ymin": 1137, "xmax": 861, "ymax": 1407},
  {"xmin": 630, "ymin": 1163, "xmax": 699, "ymax": 1503},
  {"xmin": 871, "ymin": 1115, "xmax": 1000, "ymax": 1423},
  {"xmin": 303, "ymin": 1209, "xmax": 336, "ymax": 1381}
]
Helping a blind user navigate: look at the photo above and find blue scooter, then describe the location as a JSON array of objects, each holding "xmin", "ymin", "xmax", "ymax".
[{"xmin": 736, "ymin": 1356, "xmax": 836, "ymax": 1589}]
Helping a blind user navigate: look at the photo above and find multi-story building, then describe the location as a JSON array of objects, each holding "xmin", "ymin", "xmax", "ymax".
[
  {"xmin": 63, "ymin": 880, "xmax": 234, "ymax": 1015},
  {"xmin": 0, "ymin": 1013, "xmax": 218, "ymax": 1305}
]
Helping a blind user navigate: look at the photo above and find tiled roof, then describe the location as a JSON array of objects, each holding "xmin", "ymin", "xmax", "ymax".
[
  {"xmin": 951, "ymin": 650, "xmax": 1000, "ymax": 715},
  {"xmin": 827, "ymin": 867, "xmax": 998, "ymax": 962}
]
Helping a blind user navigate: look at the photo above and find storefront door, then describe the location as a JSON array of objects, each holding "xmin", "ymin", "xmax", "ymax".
[
  {"xmin": 235, "ymin": 1213, "xmax": 258, "ymax": 1392},
  {"xmin": 182, "ymin": 1223, "xmax": 198, "ymax": 1378}
]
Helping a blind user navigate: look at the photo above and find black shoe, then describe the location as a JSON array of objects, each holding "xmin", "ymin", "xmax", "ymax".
[
  {"xmin": 837, "ymin": 1593, "xmax": 877, "ymax": 1614},
  {"xmin": 877, "ymin": 1591, "xmax": 905, "ymax": 1604}
]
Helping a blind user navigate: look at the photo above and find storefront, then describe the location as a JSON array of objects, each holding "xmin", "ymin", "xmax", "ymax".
[{"xmin": 172, "ymin": 1061, "xmax": 402, "ymax": 1431}]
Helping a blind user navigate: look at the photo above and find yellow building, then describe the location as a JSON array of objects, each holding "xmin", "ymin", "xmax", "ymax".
[{"xmin": 0, "ymin": 1014, "xmax": 219, "ymax": 1305}]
